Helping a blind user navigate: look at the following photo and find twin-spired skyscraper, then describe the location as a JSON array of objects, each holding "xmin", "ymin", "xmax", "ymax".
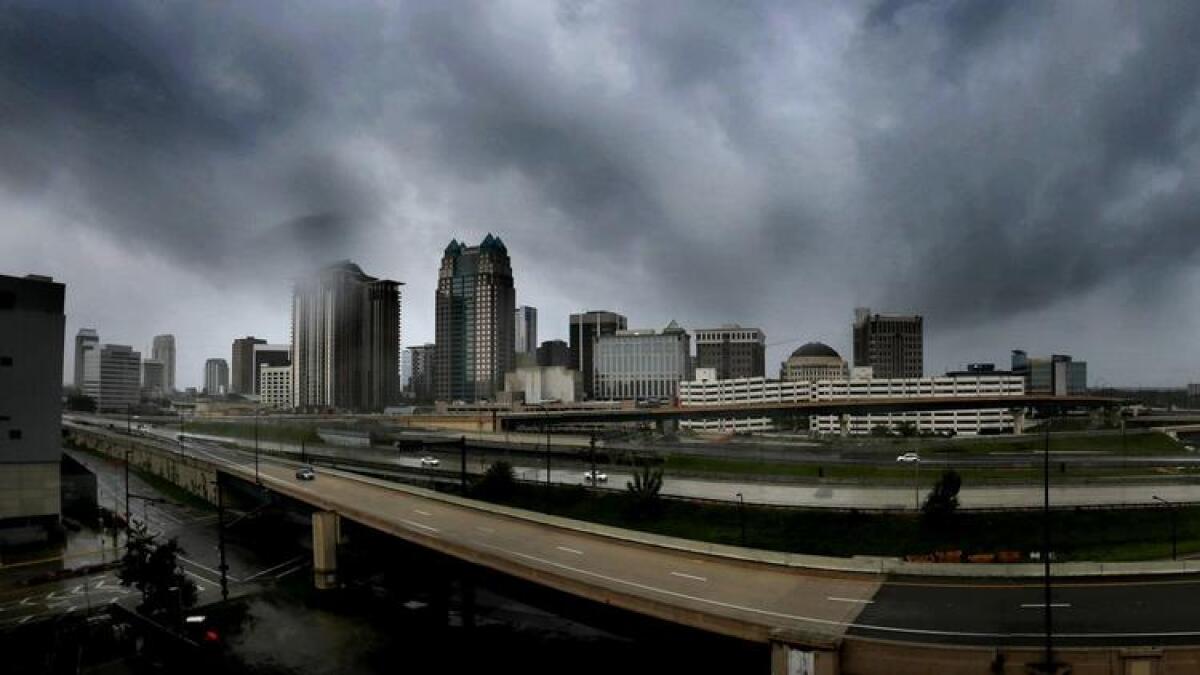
[
  {"xmin": 290, "ymin": 261, "xmax": 402, "ymax": 411},
  {"xmin": 435, "ymin": 234, "xmax": 515, "ymax": 402}
]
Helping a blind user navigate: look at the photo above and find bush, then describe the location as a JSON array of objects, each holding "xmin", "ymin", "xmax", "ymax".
[
  {"xmin": 473, "ymin": 461, "xmax": 517, "ymax": 501},
  {"xmin": 625, "ymin": 463, "xmax": 664, "ymax": 518},
  {"xmin": 923, "ymin": 469, "xmax": 962, "ymax": 519}
]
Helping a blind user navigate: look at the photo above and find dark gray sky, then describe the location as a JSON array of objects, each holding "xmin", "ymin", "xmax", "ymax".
[{"xmin": 3, "ymin": 1, "xmax": 1199, "ymax": 388}]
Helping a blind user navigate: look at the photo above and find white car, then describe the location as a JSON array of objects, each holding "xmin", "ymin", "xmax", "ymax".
[
  {"xmin": 296, "ymin": 466, "xmax": 316, "ymax": 481},
  {"xmin": 420, "ymin": 456, "xmax": 440, "ymax": 467},
  {"xmin": 895, "ymin": 452, "xmax": 921, "ymax": 463},
  {"xmin": 583, "ymin": 470, "xmax": 608, "ymax": 483}
]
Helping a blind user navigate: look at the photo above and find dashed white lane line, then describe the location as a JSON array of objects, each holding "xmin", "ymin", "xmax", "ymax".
[
  {"xmin": 414, "ymin": 509, "xmax": 432, "ymax": 516},
  {"xmin": 1021, "ymin": 603, "xmax": 1071, "ymax": 609},
  {"xmin": 18, "ymin": 616, "xmax": 31, "ymax": 625},
  {"xmin": 827, "ymin": 597, "xmax": 874, "ymax": 604},
  {"xmin": 475, "ymin": 526, "xmax": 495, "ymax": 534},
  {"xmin": 556, "ymin": 546, "xmax": 584, "ymax": 556},
  {"xmin": 401, "ymin": 519, "xmax": 440, "ymax": 534},
  {"xmin": 670, "ymin": 572, "xmax": 707, "ymax": 582}
]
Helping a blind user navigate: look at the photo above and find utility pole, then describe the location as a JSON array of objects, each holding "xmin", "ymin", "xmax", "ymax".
[
  {"xmin": 589, "ymin": 433, "xmax": 597, "ymax": 489},
  {"xmin": 178, "ymin": 410, "xmax": 185, "ymax": 460},
  {"xmin": 914, "ymin": 458, "xmax": 921, "ymax": 511},
  {"xmin": 215, "ymin": 479, "xmax": 229, "ymax": 601},
  {"xmin": 460, "ymin": 435, "xmax": 467, "ymax": 494},
  {"xmin": 124, "ymin": 448, "xmax": 131, "ymax": 535},
  {"xmin": 736, "ymin": 492, "xmax": 746, "ymax": 547},
  {"xmin": 254, "ymin": 406, "xmax": 261, "ymax": 485},
  {"xmin": 1153, "ymin": 495, "xmax": 1178, "ymax": 561},
  {"xmin": 1041, "ymin": 411, "xmax": 1054, "ymax": 673}
]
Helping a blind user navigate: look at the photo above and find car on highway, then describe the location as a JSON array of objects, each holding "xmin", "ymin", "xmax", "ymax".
[
  {"xmin": 895, "ymin": 452, "xmax": 921, "ymax": 463},
  {"xmin": 583, "ymin": 470, "xmax": 608, "ymax": 483},
  {"xmin": 296, "ymin": 466, "xmax": 316, "ymax": 481},
  {"xmin": 420, "ymin": 456, "xmax": 440, "ymax": 467}
]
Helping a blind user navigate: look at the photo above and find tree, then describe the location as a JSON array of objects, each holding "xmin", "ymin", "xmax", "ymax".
[
  {"xmin": 869, "ymin": 424, "xmax": 892, "ymax": 437},
  {"xmin": 119, "ymin": 523, "xmax": 197, "ymax": 622},
  {"xmin": 922, "ymin": 469, "xmax": 962, "ymax": 518},
  {"xmin": 473, "ymin": 461, "xmax": 517, "ymax": 501},
  {"xmin": 896, "ymin": 421, "xmax": 918, "ymax": 438},
  {"xmin": 626, "ymin": 463, "xmax": 664, "ymax": 517},
  {"xmin": 66, "ymin": 393, "xmax": 97, "ymax": 413}
]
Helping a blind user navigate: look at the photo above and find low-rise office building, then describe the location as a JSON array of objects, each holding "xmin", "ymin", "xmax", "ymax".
[
  {"xmin": 259, "ymin": 365, "xmax": 292, "ymax": 409},
  {"xmin": 694, "ymin": 325, "xmax": 765, "ymax": 379},
  {"xmin": 593, "ymin": 321, "xmax": 691, "ymax": 401},
  {"xmin": 1012, "ymin": 350, "xmax": 1087, "ymax": 396},
  {"xmin": 503, "ymin": 365, "xmax": 581, "ymax": 404},
  {"xmin": 680, "ymin": 372, "xmax": 1024, "ymax": 435},
  {"xmin": 142, "ymin": 358, "xmax": 166, "ymax": 398},
  {"xmin": 83, "ymin": 344, "xmax": 141, "ymax": 412}
]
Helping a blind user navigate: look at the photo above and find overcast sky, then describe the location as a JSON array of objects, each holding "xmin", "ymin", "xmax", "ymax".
[{"xmin": 3, "ymin": 1, "xmax": 1199, "ymax": 389}]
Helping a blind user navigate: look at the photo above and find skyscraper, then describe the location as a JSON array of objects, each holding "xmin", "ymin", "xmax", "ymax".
[
  {"xmin": 83, "ymin": 344, "xmax": 141, "ymax": 411},
  {"xmin": 514, "ymin": 305, "xmax": 538, "ymax": 355},
  {"xmin": 204, "ymin": 358, "xmax": 229, "ymax": 395},
  {"xmin": 151, "ymin": 334, "xmax": 176, "ymax": 392},
  {"xmin": 435, "ymin": 235, "xmax": 515, "ymax": 402},
  {"xmin": 291, "ymin": 260, "xmax": 402, "ymax": 411},
  {"xmin": 694, "ymin": 325, "xmax": 766, "ymax": 380},
  {"xmin": 569, "ymin": 310, "xmax": 627, "ymax": 399},
  {"xmin": 0, "ymin": 273, "xmax": 65, "ymax": 543},
  {"xmin": 142, "ymin": 358, "xmax": 166, "ymax": 398},
  {"xmin": 230, "ymin": 336, "xmax": 266, "ymax": 395},
  {"xmin": 73, "ymin": 328, "xmax": 98, "ymax": 389},
  {"xmin": 852, "ymin": 307, "xmax": 924, "ymax": 379}
]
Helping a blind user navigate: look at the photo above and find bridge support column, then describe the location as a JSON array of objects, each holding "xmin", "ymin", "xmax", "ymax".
[
  {"xmin": 1013, "ymin": 409, "xmax": 1026, "ymax": 435},
  {"xmin": 657, "ymin": 418, "xmax": 678, "ymax": 436},
  {"xmin": 839, "ymin": 414, "xmax": 850, "ymax": 438},
  {"xmin": 770, "ymin": 640, "xmax": 839, "ymax": 675},
  {"xmin": 312, "ymin": 511, "xmax": 340, "ymax": 590}
]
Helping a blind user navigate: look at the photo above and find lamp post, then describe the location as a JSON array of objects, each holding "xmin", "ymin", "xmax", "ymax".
[
  {"xmin": 178, "ymin": 410, "xmax": 185, "ymax": 460},
  {"xmin": 1041, "ymin": 411, "xmax": 1054, "ymax": 673},
  {"xmin": 736, "ymin": 492, "xmax": 746, "ymax": 547},
  {"xmin": 212, "ymin": 479, "xmax": 229, "ymax": 601},
  {"xmin": 254, "ymin": 406, "xmax": 261, "ymax": 485},
  {"xmin": 589, "ymin": 432, "xmax": 598, "ymax": 490},
  {"xmin": 1153, "ymin": 495, "xmax": 1178, "ymax": 561}
]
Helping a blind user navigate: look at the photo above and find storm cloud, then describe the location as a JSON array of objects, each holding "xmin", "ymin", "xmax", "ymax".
[{"xmin": 2, "ymin": 1, "xmax": 1199, "ymax": 387}]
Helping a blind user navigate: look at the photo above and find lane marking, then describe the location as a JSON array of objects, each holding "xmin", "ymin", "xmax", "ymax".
[
  {"xmin": 183, "ymin": 569, "xmax": 217, "ymax": 586},
  {"xmin": 1021, "ymin": 603, "xmax": 1071, "ymax": 609},
  {"xmin": 556, "ymin": 546, "xmax": 584, "ymax": 556},
  {"xmin": 475, "ymin": 526, "xmax": 495, "ymax": 534},
  {"xmin": 180, "ymin": 556, "xmax": 242, "ymax": 582},
  {"xmin": 671, "ymin": 572, "xmax": 708, "ymax": 582},
  {"xmin": 19, "ymin": 616, "xmax": 31, "ymax": 625},
  {"xmin": 414, "ymin": 509, "xmax": 432, "ymax": 517},
  {"xmin": 244, "ymin": 555, "xmax": 305, "ymax": 582},
  {"xmin": 401, "ymin": 519, "xmax": 440, "ymax": 534},
  {"xmin": 827, "ymin": 597, "xmax": 874, "ymax": 604}
]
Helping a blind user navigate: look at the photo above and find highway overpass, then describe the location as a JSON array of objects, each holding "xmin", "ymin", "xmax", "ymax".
[{"xmin": 65, "ymin": 422, "xmax": 1200, "ymax": 674}]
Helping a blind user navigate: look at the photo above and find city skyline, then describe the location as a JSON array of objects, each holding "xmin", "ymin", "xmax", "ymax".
[{"xmin": 4, "ymin": 2, "xmax": 1200, "ymax": 389}]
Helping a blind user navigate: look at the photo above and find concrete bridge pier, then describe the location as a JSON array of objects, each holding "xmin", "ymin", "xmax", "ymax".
[
  {"xmin": 1013, "ymin": 409, "xmax": 1026, "ymax": 435},
  {"xmin": 312, "ymin": 511, "xmax": 340, "ymax": 590},
  {"xmin": 770, "ymin": 632, "xmax": 839, "ymax": 675},
  {"xmin": 657, "ymin": 418, "xmax": 679, "ymax": 436}
]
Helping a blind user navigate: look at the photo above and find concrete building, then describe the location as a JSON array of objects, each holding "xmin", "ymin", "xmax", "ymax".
[
  {"xmin": 73, "ymin": 328, "xmax": 98, "ymax": 389},
  {"xmin": 230, "ymin": 336, "xmax": 266, "ymax": 395},
  {"xmin": 292, "ymin": 260, "xmax": 403, "ymax": 411},
  {"xmin": 407, "ymin": 343, "xmax": 436, "ymax": 403},
  {"xmin": 515, "ymin": 305, "xmax": 538, "ymax": 356},
  {"xmin": 594, "ymin": 320, "xmax": 692, "ymax": 401},
  {"xmin": 1012, "ymin": 350, "xmax": 1087, "ymax": 396},
  {"xmin": 252, "ymin": 343, "xmax": 290, "ymax": 395},
  {"xmin": 0, "ymin": 273, "xmax": 65, "ymax": 544},
  {"xmin": 852, "ymin": 308, "xmax": 923, "ymax": 378},
  {"xmin": 781, "ymin": 342, "xmax": 848, "ymax": 382},
  {"xmin": 680, "ymin": 372, "xmax": 1024, "ymax": 435},
  {"xmin": 151, "ymin": 334, "xmax": 176, "ymax": 393},
  {"xmin": 83, "ymin": 344, "xmax": 141, "ymax": 412},
  {"xmin": 435, "ymin": 235, "xmax": 515, "ymax": 402},
  {"xmin": 537, "ymin": 339, "xmax": 571, "ymax": 368},
  {"xmin": 141, "ymin": 358, "xmax": 166, "ymax": 398},
  {"xmin": 694, "ymin": 325, "xmax": 765, "ymax": 380},
  {"xmin": 569, "ymin": 310, "xmax": 628, "ymax": 399},
  {"xmin": 259, "ymin": 365, "xmax": 292, "ymax": 409},
  {"xmin": 503, "ymin": 365, "xmax": 582, "ymax": 404},
  {"xmin": 204, "ymin": 358, "xmax": 229, "ymax": 396}
]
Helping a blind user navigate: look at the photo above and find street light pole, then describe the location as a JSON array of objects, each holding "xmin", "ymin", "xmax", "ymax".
[
  {"xmin": 254, "ymin": 406, "xmax": 261, "ymax": 485},
  {"xmin": 1041, "ymin": 411, "xmax": 1054, "ymax": 673},
  {"xmin": 589, "ymin": 432, "xmax": 597, "ymax": 490},
  {"xmin": 736, "ymin": 492, "xmax": 746, "ymax": 547},
  {"xmin": 215, "ymin": 479, "xmax": 229, "ymax": 601},
  {"xmin": 178, "ymin": 410, "xmax": 185, "ymax": 460},
  {"xmin": 1153, "ymin": 495, "xmax": 1178, "ymax": 561},
  {"xmin": 914, "ymin": 458, "xmax": 921, "ymax": 511}
]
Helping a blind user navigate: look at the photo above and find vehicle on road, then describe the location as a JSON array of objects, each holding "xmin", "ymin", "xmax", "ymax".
[
  {"xmin": 420, "ymin": 456, "xmax": 440, "ymax": 467},
  {"xmin": 583, "ymin": 470, "xmax": 608, "ymax": 483},
  {"xmin": 896, "ymin": 452, "xmax": 921, "ymax": 463},
  {"xmin": 296, "ymin": 466, "xmax": 316, "ymax": 481}
]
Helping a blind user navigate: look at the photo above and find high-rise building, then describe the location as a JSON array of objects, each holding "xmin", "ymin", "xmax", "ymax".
[
  {"xmin": 73, "ymin": 328, "xmax": 98, "ymax": 389},
  {"xmin": 569, "ymin": 310, "xmax": 628, "ymax": 399},
  {"xmin": 0, "ymin": 273, "xmax": 65, "ymax": 544},
  {"xmin": 515, "ymin": 306, "xmax": 538, "ymax": 355},
  {"xmin": 292, "ymin": 260, "xmax": 403, "ymax": 411},
  {"xmin": 83, "ymin": 344, "xmax": 141, "ymax": 412},
  {"xmin": 230, "ymin": 336, "xmax": 266, "ymax": 395},
  {"xmin": 536, "ymin": 339, "xmax": 571, "ymax": 368},
  {"xmin": 142, "ymin": 358, "xmax": 166, "ymax": 398},
  {"xmin": 435, "ymin": 235, "xmax": 515, "ymax": 402},
  {"xmin": 204, "ymin": 358, "xmax": 229, "ymax": 395},
  {"xmin": 694, "ymin": 325, "xmax": 765, "ymax": 380},
  {"xmin": 251, "ymin": 343, "xmax": 290, "ymax": 395},
  {"xmin": 259, "ymin": 365, "xmax": 292, "ymax": 410},
  {"xmin": 594, "ymin": 321, "xmax": 692, "ymax": 401},
  {"xmin": 852, "ymin": 307, "xmax": 923, "ymax": 379},
  {"xmin": 1011, "ymin": 350, "xmax": 1087, "ymax": 396},
  {"xmin": 407, "ymin": 343, "xmax": 436, "ymax": 402},
  {"xmin": 151, "ymin": 334, "xmax": 176, "ymax": 392}
]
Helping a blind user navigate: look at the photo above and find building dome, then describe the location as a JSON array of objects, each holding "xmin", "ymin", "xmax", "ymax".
[{"xmin": 789, "ymin": 342, "xmax": 840, "ymax": 359}]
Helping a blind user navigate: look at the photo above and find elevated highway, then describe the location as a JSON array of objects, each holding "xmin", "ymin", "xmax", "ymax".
[{"xmin": 65, "ymin": 422, "xmax": 1200, "ymax": 674}]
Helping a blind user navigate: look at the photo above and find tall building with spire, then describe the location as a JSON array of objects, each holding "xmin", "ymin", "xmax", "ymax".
[
  {"xmin": 435, "ymin": 234, "xmax": 516, "ymax": 402},
  {"xmin": 291, "ymin": 261, "xmax": 402, "ymax": 411}
]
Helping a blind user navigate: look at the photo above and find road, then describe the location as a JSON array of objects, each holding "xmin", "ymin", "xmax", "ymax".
[{"xmin": 157, "ymin": 432, "xmax": 1200, "ymax": 648}]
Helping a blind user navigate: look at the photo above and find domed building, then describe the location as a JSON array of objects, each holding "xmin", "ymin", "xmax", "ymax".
[{"xmin": 780, "ymin": 342, "xmax": 848, "ymax": 382}]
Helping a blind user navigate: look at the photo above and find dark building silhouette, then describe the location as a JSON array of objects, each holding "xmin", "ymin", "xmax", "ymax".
[
  {"xmin": 852, "ymin": 307, "xmax": 923, "ymax": 379},
  {"xmin": 569, "ymin": 310, "xmax": 627, "ymax": 399},
  {"xmin": 694, "ymin": 325, "xmax": 765, "ymax": 380},
  {"xmin": 536, "ymin": 339, "xmax": 571, "ymax": 368}
]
